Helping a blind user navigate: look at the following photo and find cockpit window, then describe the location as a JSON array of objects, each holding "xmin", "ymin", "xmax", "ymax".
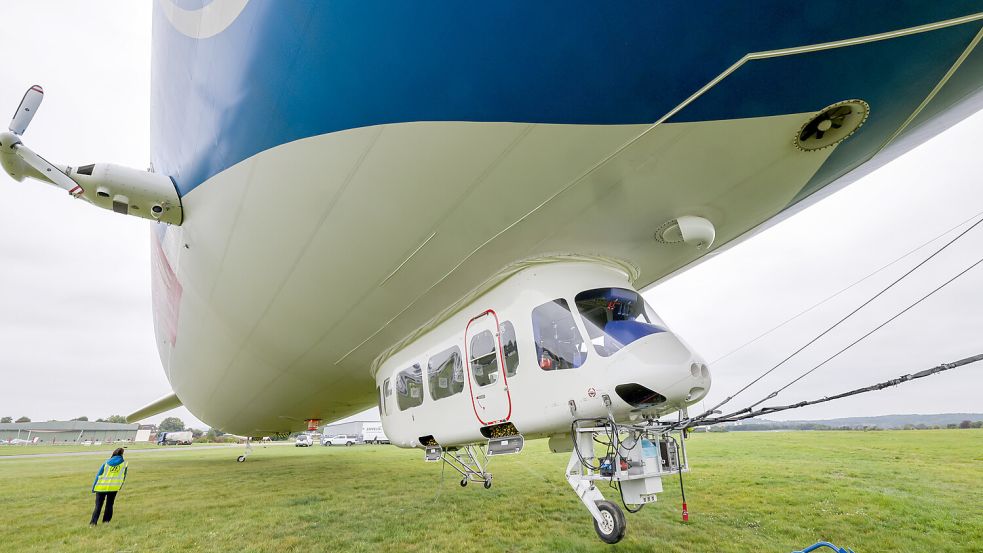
[
  {"xmin": 428, "ymin": 346, "xmax": 464, "ymax": 400},
  {"xmin": 396, "ymin": 364, "xmax": 424, "ymax": 411},
  {"xmin": 575, "ymin": 288, "xmax": 665, "ymax": 357},
  {"xmin": 532, "ymin": 299, "xmax": 587, "ymax": 370},
  {"xmin": 469, "ymin": 330, "xmax": 500, "ymax": 387}
]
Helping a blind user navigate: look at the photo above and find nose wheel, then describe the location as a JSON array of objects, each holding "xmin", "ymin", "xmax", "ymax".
[
  {"xmin": 236, "ymin": 438, "xmax": 253, "ymax": 462},
  {"xmin": 592, "ymin": 501, "xmax": 626, "ymax": 544}
]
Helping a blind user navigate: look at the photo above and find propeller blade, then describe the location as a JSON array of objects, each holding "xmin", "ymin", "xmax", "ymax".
[
  {"xmin": 815, "ymin": 130, "xmax": 825, "ymax": 139},
  {"xmin": 8, "ymin": 85, "xmax": 44, "ymax": 135},
  {"xmin": 14, "ymin": 143, "xmax": 83, "ymax": 196}
]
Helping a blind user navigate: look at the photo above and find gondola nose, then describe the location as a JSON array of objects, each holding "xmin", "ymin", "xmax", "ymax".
[{"xmin": 603, "ymin": 332, "xmax": 711, "ymax": 409}]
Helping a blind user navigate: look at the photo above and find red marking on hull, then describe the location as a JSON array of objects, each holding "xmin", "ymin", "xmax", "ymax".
[
  {"xmin": 463, "ymin": 309, "xmax": 512, "ymax": 426},
  {"xmin": 151, "ymin": 232, "xmax": 182, "ymax": 347}
]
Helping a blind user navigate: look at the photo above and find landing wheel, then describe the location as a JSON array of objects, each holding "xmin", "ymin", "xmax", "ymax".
[
  {"xmin": 483, "ymin": 479, "xmax": 492, "ymax": 489},
  {"xmin": 236, "ymin": 455, "xmax": 246, "ymax": 463},
  {"xmin": 460, "ymin": 478, "xmax": 468, "ymax": 487},
  {"xmin": 592, "ymin": 500, "xmax": 626, "ymax": 544}
]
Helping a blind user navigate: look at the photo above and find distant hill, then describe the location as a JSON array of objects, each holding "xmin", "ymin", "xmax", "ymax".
[
  {"xmin": 724, "ymin": 413, "xmax": 983, "ymax": 431},
  {"xmin": 785, "ymin": 413, "xmax": 983, "ymax": 428}
]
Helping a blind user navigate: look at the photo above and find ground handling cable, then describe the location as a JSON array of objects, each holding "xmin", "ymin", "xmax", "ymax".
[
  {"xmin": 674, "ymin": 352, "xmax": 983, "ymax": 428},
  {"xmin": 715, "ymin": 251, "xmax": 983, "ymax": 421},
  {"xmin": 708, "ymin": 209, "xmax": 983, "ymax": 367},
  {"xmin": 689, "ymin": 214, "xmax": 983, "ymax": 425}
]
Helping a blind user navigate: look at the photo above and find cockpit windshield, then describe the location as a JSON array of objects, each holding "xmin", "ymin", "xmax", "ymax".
[{"xmin": 575, "ymin": 288, "xmax": 665, "ymax": 357}]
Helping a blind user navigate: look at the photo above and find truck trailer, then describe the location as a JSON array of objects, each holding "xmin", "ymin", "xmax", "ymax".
[{"xmin": 157, "ymin": 431, "xmax": 193, "ymax": 445}]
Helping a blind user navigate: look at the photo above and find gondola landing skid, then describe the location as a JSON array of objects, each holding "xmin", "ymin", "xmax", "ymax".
[{"xmin": 426, "ymin": 434, "xmax": 524, "ymax": 490}]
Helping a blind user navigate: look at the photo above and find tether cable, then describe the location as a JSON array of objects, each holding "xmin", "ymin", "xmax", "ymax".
[
  {"xmin": 679, "ymin": 352, "xmax": 982, "ymax": 427},
  {"xmin": 708, "ymin": 210, "xmax": 983, "ymax": 366},
  {"xmin": 691, "ymin": 214, "xmax": 983, "ymax": 423},
  {"xmin": 729, "ymin": 253, "xmax": 983, "ymax": 416}
]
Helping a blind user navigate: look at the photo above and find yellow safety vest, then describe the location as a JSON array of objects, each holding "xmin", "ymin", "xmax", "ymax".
[{"xmin": 93, "ymin": 461, "xmax": 127, "ymax": 492}]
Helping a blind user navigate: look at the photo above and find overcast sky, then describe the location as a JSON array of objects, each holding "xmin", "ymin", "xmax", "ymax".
[{"xmin": 0, "ymin": 3, "xmax": 980, "ymax": 430}]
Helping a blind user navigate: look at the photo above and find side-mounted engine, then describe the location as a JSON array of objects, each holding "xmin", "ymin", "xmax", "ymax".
[{"xmin": 0, "ymin": 85, "xmax": 182, "ymax": 225}]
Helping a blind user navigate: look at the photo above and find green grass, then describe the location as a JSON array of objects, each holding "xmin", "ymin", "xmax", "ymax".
[{"xmin": 0, "ymin": 430, "xmax": 980, "ymax": 552}]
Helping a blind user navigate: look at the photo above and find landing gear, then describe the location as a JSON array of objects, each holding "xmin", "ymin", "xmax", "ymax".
[
  {"xmin": 236, "ymin": 437, "xmax": 254, "ymax": 462},
  {"xmin": 566, "ymin": 419, "xmax": 688, "ymax": 544},
  {"xmin": 592, "ymin": 501, "xmax": 626, "ymax": 544},
  {"xmin": 426, "ymin": 443, "xmax": 497, "ymax": 490}
]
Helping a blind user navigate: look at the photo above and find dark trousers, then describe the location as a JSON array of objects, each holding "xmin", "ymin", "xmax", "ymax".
[{"xmin": 90, "ymin": 491, "xmax": 118, "ymax": 524}]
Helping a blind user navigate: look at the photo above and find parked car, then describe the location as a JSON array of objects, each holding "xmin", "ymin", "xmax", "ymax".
[
  {"xmin": 294, "ymin": 434, "xmax": 313, "ymax": 447},
  {"xmin": 321, "ymin": 434, "xmax": 358, "ymax": 446}
]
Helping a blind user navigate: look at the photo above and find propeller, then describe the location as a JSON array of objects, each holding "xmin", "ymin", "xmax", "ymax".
[
  {"xmin": 799, "ymin": 105, "xmax": 854, "ymax": 142},
  {"xmin": 9, "ymin": 85, "xmax": 44, "ymax": 135},
  {"xmin": 0, "ymin": 85, "xmax": 83, "ymax": 197}
]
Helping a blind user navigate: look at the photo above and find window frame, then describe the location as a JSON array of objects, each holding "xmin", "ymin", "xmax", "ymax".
[
  {"xmin": 382, "ymin": 378, "xmax": 392, "ymax": 416},
  {"xmin": 469, "ymin": 329, "xmax": 501, "ymax": 387},
  {"xmin": 395, "ymin": 363, "xmax": 424, "ymax": 412},
  {"xmin": 427, "ymin": 346, "xmax": 465, "ymax": 401},
  {"xmin": 531, "ymin": 298, "xmax": 588, "ymax": 371},
  {"xmin": 499, "ymin": 320, "xmax": 520, "ymax": 378}
]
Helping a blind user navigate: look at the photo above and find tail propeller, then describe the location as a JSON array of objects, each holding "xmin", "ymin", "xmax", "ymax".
[
  {"xmin": 0, "ymin": 85, "xmax": 183, "ymax": 224},
  {"xmin": 1, "ymin": 85, "xmax": 83, "ymax": 196},
  {"xmin": 9, "ymin": 85, "xmax": 44, "ymax": 135}
]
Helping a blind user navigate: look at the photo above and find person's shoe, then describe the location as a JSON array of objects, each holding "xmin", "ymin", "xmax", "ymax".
[{"xmin": 89, "ymin": 523, "xmax": 96, "ymax": 527}]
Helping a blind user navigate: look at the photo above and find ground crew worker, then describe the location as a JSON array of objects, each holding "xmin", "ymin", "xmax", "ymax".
[{"xmin": 89, "ymin": 447, "xmax": 128, "ymax": 526}]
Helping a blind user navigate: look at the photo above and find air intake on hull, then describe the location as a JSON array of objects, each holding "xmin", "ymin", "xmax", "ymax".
[{"xmin": 615, "ymin": 383, "xmax": 667, "ymax": 409}]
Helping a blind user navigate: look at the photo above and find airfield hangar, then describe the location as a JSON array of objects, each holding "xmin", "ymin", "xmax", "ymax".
[{"xmin": 0, "ymin": 421, "xmax": 140, "ymax": 444}]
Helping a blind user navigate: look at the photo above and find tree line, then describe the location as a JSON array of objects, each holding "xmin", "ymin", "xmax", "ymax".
[{"xmin": 704, "ymin": 420, "xmax": 983, "ymax": 432}]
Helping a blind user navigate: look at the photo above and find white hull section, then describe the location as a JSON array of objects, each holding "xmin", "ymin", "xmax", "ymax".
[{"xmin": 154, "ymin": 115, "xmax": 835, "ymax": 435}]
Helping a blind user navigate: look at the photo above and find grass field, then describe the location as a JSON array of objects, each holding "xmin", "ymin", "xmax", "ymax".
[{"xmin": 1, "ymin": 430, "xmax": 980, "ymax": 552}]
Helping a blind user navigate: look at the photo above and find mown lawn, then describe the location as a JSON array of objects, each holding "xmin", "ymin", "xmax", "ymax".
[{"xmin": 0, "ymin": 430, "xmax": 979, "ymax": 552}]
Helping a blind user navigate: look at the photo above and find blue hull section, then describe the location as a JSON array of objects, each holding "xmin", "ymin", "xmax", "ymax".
[{"xmin": 151, "ymin": 1, "xmax": 983, "ymax": 196}]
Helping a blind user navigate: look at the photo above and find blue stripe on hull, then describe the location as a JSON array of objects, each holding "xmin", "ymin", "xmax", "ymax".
[{"xmin": 151, "ymin": 1, "xmax": 983, "ymax": 195}]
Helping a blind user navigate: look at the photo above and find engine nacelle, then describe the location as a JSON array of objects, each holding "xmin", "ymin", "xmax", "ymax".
[
  {"xmin": 71, "ymin": 163, "xmax": 183, "ymax": 225},
  {"xmin": 0, "ymin": 86, "xmax": 184, "ymax": 225}
]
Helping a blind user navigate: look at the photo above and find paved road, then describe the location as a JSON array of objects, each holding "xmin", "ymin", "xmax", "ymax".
[{"xmin": 0, "ymin": 442, "xmax": 293, "ymax": 460}]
